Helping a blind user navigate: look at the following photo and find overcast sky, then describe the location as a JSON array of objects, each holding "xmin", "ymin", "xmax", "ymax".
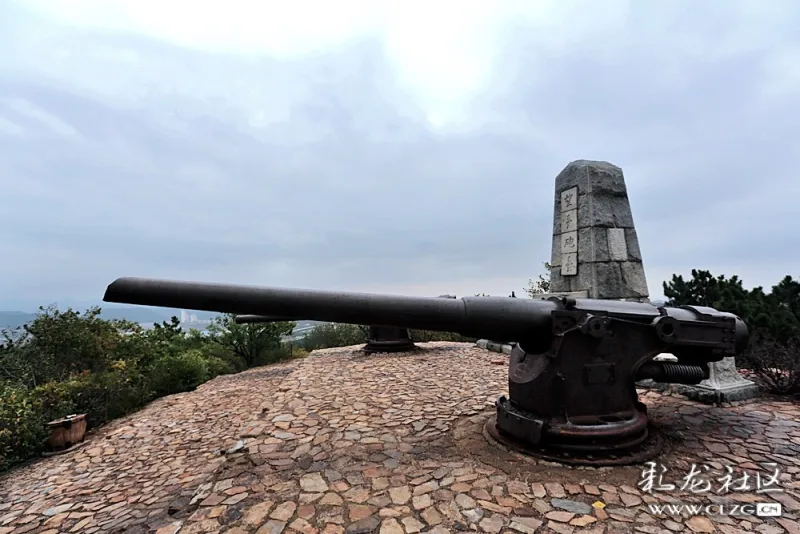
[{"xmin": 1, "ymin": 0, "xmax": 798, "ymax": 311}]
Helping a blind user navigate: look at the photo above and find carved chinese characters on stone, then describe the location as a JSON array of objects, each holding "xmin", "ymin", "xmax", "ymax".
[
  {"xmin": 561, "ymin": 231, "xmax": 577, "ymax": 254},
  {"xmin": 562, "ymin": 253, "xmax": 578, "ymax": 275},
  {"xmin": 559, "ymin": 187, "xmax": 579, "ymax": 277},
  {"xmin": 607, "ymin": 228, "xmax": 628, "ymax": 261},
  {"xmin": 561, "ymin": 209, "xmax": 577, "ymax": 232},
  {"xmin": 560, "ymin": 187, "xmax": 578, "ymax": 212}
]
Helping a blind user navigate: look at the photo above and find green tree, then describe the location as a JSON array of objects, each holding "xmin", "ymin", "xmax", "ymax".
[
  {"xmin": 0, "ymin": 306, "xmax": 137, "ymax": 388},
  {"xmin": 662, "ymin": 270, "xmax": 751, "ymax": 309},
  {"xmin": 766, "ymin": 276, "xmax": 800, "ymax": 342},
  {"xmin": 524, "ymin": 262, "xmax": 552, "ymax": 297},
  {"xmin": 206, "ymin": 314, "xmax": 295, "ymax": 368},
  {"xmin": 663, "ymin": 270, "xmax": 799, "ymax": 343}
]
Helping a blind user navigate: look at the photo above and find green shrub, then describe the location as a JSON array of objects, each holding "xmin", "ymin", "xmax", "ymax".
[
  {"xmin": 31, "ymin": 380, "xmax": 77, "ymax": 424},
  {"xmin": 740, "ymin": 334, "xmax": 800, "ymax": 397},
  {"xmin": 0, "ymin": 383, "xmax": 47, "ymax": 471},
  {"xmin": 146, "ymin": 350, "xmax": 211, "ymax": 397},
  {"xmin": 300, "ymin": 323, "xmax": 367, "ymax": 351},
  {"xmin": 82, "ymin": 367, "xmax": 149, "ymax": 425},
  {"xmin": 290, "ymin": 347, "xmax": 310, "ymax": 359},
  {"xmin": 33, "ymin": 365, "xmax": 149, "ymax": 429},
  {"xmin": 409, "ymin": 330, "xmax": 478, "ymax": 343},
  {"xmin": 204, "ymin": 355, "xmax": 235, "ymax": 378},
  {"xmin": 254, "ymin": 345, "xmax": 297, "ymax": 366}
]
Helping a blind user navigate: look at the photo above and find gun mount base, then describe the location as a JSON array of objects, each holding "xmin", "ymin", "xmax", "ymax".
[
  {"xmin": 495, "ymin": 394, "xmax": 651, "ymax": 450},
  {"xmin": 485, "ymin": 413, "xmax": 663, "ymax": 467},
  {"xmin": 363, "ymin": 326, "xmax": 419, "ymax": 354},
  {"xmin": 363, "ymin": 339, "xmax": 419, "ymax": 353}
]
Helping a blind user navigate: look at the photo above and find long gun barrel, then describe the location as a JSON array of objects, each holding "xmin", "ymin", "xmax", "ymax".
[{"xmin": 104, "ymin": 277, "xmax": 560, "ymax": 345}]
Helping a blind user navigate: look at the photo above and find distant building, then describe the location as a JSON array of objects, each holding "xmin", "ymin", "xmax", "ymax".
[{"xmin": 178, "ymin": 311, "xmax": 201, "ymax": 324}]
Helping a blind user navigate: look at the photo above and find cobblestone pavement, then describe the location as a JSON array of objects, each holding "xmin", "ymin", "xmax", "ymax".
[{"xmin": 2, "ymin": 342, "xmax": 799, "ymax": 534}]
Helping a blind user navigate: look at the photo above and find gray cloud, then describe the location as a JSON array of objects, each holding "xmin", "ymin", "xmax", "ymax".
[{"xmin": 1, "ymin": 1, "xmax": 798, "ymax": 310}]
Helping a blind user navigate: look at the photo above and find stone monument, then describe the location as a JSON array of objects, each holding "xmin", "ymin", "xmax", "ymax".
[
  {"xmin": 548, "ymin": 160, "xmax": 758, "ymax": 404},
  {"xmin": 549, "ymin": 160, "xmax": 649, "ymax": 301}
]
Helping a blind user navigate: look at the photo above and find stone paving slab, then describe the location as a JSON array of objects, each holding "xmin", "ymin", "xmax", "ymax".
[{"xmin": 1, "ymin": 342, "xmax": 799, "ymax": 534}]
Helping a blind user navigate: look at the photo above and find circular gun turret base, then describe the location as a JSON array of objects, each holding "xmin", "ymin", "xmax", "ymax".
[
  {"xmin": 363, "ymin": 339, "xmax": 420, "ymax": 354},
  {"xmin": 485, "ymin": 414, "xmax": 663, "ymax": 466}
]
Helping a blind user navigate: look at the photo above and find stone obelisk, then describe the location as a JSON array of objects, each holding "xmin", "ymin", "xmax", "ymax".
[
  {"xmin": 546, "ymin": 160, "xmax": 758, "ymax": 404},
  {"xmin": 549, "ymin": 160, "xmax": 649, "ymax": 301}
]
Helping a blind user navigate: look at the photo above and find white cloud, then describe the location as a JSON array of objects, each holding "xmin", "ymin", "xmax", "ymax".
[
  {"xmin": 3, "ymin": 97, "xmax": 81, "ymax": 138},
  {"xmin": 11, "ymin": 0, "xmax": 636, "ymax": 131},
  {"xmin": 0, "ymin": 116, "xmax": 25, "ymax": 137},
  {"xmin": 17, "ymin": 0, "xmax": 377, "ymax": 56}
]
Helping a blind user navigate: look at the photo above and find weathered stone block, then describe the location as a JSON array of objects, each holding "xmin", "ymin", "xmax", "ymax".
[
  {"xmin": 549, "ymin": 265, "xmax": 569, "ymax": 294},
  {"xmin": 620, "ymin": 262, "xmax": 649, "ymax": 297},
  {"xmin": 607, "ymin": 228, "xmax": 628, "ymax": 261},
  {"xmin": 554, "ymin": 160, "xmax": 626, "ymax": 195},
  {"xmin": 551, "ymin": 233, "xmax": 562, "ymax": 267},
  {"xmin": 576, "ymin": 193, "xmax": 592, "ymax": 229},
  {"xmin": 577, "ymin": 228, "xmax": 609, "ymax": 263},
  {"xmin": 592, "ymin": 263, "xmax": 624, "ymax": 299},
  {"xmin": 624, "ymin": 228, "xmax": 642, "ymax": 261},
  {"xmin": 569, "ymin": 262, "xmax": 649, "ymax": 299},
  {"xmin": 552, "ymin": 205, "xmax": 562, "ymax": 235},
  {"xmin": 569, "ymin": 263, "xmax": 598, "ymax": 296},
  {"xmin": 577, "ymin": 193, "xmax": 635, "ymax": 229}
]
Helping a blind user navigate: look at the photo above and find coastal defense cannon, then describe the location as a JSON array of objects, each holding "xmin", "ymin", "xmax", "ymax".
[{"xmin": 103, "ymin": 277, "xmax": 748, "ymax": 462}]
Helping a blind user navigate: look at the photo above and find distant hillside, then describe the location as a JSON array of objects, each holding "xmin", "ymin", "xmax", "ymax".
[
  {"xmin": 1, "ymin": 309, "xmax": 327, "ymax": 331},
  {"xmin": 0, "ymin": 307, "xmax": 221, "ymax": 329},
  {"xmin": 0, "ymin": 311, "xmax": 38, "ymax": 329},
  {"xmin": 294, "ymin": 320, "xmax": 326, "ymax": 330}
]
